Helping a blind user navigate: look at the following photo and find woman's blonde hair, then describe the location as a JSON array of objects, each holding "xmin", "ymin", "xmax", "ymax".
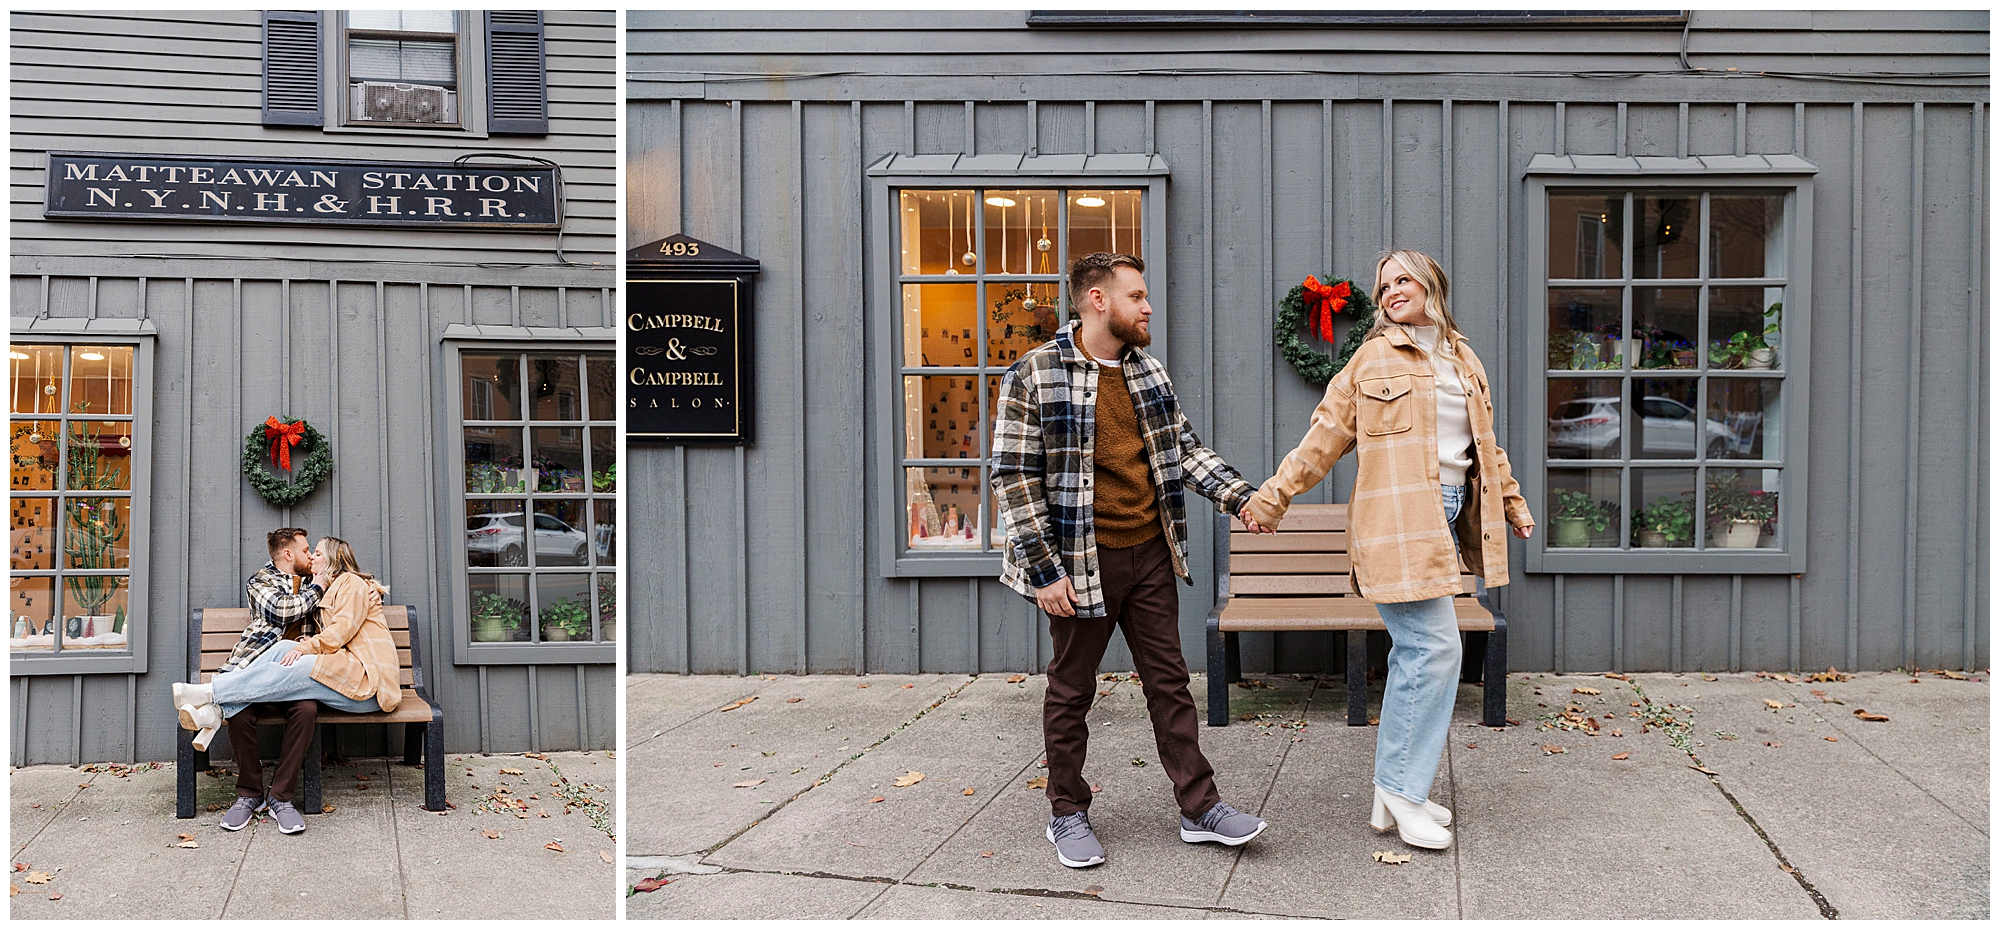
[
  {"xmin": 316, "ymin": 536, "xmax": 386, "ymax": 593},
  {"xmin": 1364, "ymin": 248, "xmax": 1467, "ymax": 358}
]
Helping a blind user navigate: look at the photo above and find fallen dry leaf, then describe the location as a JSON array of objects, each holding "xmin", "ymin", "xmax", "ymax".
[
  {"xmin": 545, "ymin": 842, "xmax": 565, "ymax": 853},
  {"xmin": 1612, "ymin": 752, "xmax": 1631, "ymax": 760},
  {"xmin": 979, "ymin": 851, "xmax": 994, "ymax": 858},
  {"xmin": 633, "ymin": 877, "xmax": 673, "ymax": 893},
  {"xmin": 1541, "ymin": 744, "xmax": 1565, "ymax": 755},
  {"xmin": 11, "ymin": 864, "xmax": 24, "ymax": 873},
  {"xmin": 1083, "ymin": 885, "xmax": 1104, "ymax": 896},
  {"xmin": 600, "ymin": 849, "xmax": 614, "ymax": 864},
  {"xmin": 1090, "ymin": 783, "xmax": 1102, "ymax": 793},
  {"xmin": 719, "ymin": 696, "xmax": 758, "ymax": 712},
  {"xmin": 901, "ymin": 683, "xmax": 915, "ymax": 689},
  {"xmin": 857, "ymin": 683, "xmax": 870, "ymax": 689},
  {"xmin": 1026, "ymin": 776, "xmax": 1048, "ymax": 790},
  {"xmin": 1573, "ymin": 687, "xmax": 1601, "ymax": 695},
  {"xmin": 7, "ymin": 883, "xmax": 15, "ymax": 898},
  {"xmin": 176, "ymin": 833, "xmax": 193, "ymax": 842},
  {"xmin": 1466, "ymin": 743, "xmax": 1478, "ymax": 749},
  {"xmin": 732, "ymin": 779, "xmax": 766, "ymax": 788},
  {"xmin": 500, "ymin": 768, "xmax": 524, "ymax": 775},
  {"xmin": 785, "ymin": 697, "xmax": 803, "ymax": 703},
  {"xmin": 174, "ymin": 841, "xmax": 200, "ymax": 849},
  {"xmin": 892, "ymin": 771, "xmax": 925, "ymax": 788},
  {"xmin": 1007, "ymin": 674, "xmax": 1026, "ymax": 683},
  {"xmin": 24, "ymin": 872, "xmax": 51, "ymax": 885},
  {"xmin": 322, "ymin": 804, "xmax": 338, "ymax": 813},
  {"xmin": 482, "ymin": 830, "xmax": 502, "ymax": 839},
  {"xmin": 1937, "ymin": 669, "xmax": 1969, "ymax": 680},
  {"xmin": 48, "ymin": 892, "xmax": 61, "ymax": 901},
  {"xmin": 1372, "ymin": 851, "xmax": 1412, "ymax": 865},
  {"xmin": 1853, "ymin": 708, "xmax": 1890, "ymax": 722},
  {"xmin": 962, "ymin": 787, "xmax": 976, "ymax": 796},
  {"xmin": 1824, "ymin": 736, "xmax": 1839, "ymax": 742},
  {"xmin": 867, "ymin": 796, "xmax": 886, "ymax": 804},
  {"xmin": 1763, "ymin": 699, "xmax": 1784, "ymax": 709}
]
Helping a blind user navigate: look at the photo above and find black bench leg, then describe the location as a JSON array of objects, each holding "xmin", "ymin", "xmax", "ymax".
[
  {"xmin": 422, "ymin": 719, "xmax": 447, "ymax": 812},
  {"xmin": 1346, "ymin": 630, "xmax": 1371, "ymax": 727},
  {"xmin": 300, "ymin": 725, "xmax": 324, "ymax": 815},
  {"xmin": 1223, "ymin": 631, "xmax": 1242, "ymax": 685},
  {"xmin": 402, "ymin": 722, "xmax": 425, "ymax": 766},
  {"xmin": 175, "ymin": 728, "xmax": 197, "ymax": 818},
  {"xmin": 1205, "ymin": 618, "xmax": 1228, "ymax": 727},
  {"xmin": 1482, "ymin": 617, "xmax": 1509, "ymax": 728}
]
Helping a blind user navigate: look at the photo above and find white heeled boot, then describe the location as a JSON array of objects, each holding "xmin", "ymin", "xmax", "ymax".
[
  {"xmin": 183, "ymin": 702, "xmax": 223, "ymax": 752},
  {"xmin": 1369, "ymin": 785, "xmax": 1453, "ymax": 849},
  {"xmin": 172, "ymin": 681, "xmax": 214, "ymax": 722},
  {"xmin": 1426, "ymin": 800, "xmax": 1453, "ymax": 827}
]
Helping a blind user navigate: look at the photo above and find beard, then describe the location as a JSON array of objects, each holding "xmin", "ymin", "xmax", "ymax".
[{"xmin": 1106, "ymin": 310, "xmax": 1152, "ymax": 348}]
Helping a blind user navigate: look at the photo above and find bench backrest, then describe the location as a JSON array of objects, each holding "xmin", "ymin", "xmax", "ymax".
[
  {"xmin": 1220, "ymin": 503, "xmax": 1473, "ymax": 600},
  {"xmin": 190, "ymin": 605, "xmax": 417, "ymax": 687}
]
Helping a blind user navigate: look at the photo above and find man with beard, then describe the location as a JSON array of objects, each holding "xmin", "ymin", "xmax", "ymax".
[{"xmin": 991, "ymin": 251, "xmax": 1273, "ymax": 868}]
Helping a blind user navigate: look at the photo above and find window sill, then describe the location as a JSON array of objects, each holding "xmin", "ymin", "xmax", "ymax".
[
  {"xmin": 9, "ymin": 652, "xmax": 146, "ymax": 676},
  {"xmin": 1527, "ymin": 547, "xmax": 1804, "ymax": 575},
  {"xmin": 891, "ymin": 553, "xmax": 1004, "ymax": 578},
  {"xmin": 319, "ymin": 123, "xmax": 490, "ymax": 140},
  {"xmin": 452, "ymin": 640, "xmax": 617, "ymax": 666}
]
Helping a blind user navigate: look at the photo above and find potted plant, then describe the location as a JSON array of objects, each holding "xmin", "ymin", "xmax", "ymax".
[
  {"xmin": 539, "ymin": 595, "xmax": 591, "ymax": 642},
  {"xmin": 1550, "ymin": 489, "xmax": 1616, "ymax": 548},
  {"xmin": 1705, "ymin": 472, "xmax": 1776, "ymax": 548},
  {"xmin": 592, "ymin": 463, "xmax": 616, "ymax": 493},
  {"xmin": 1710, "ymin": 302, "xmax": 1783, "ymax": 370},
  {"xmin": 1551, "ymin": 330, "xmax": 1618, "ymax": 371},
  {"xmin": 471, "ymin": 590, "xmax": 525, "ymax": 642},
  {"xmin": 62, "ymin": 417, "xmax": 128, "ymax": 640},
  {"xmin": 596, "ymin": 576, "xmax": 616, "ymax": 641},
  {"xmin": 1632, "ymin": 495, "xmax": 1694, "ymax": 547}
]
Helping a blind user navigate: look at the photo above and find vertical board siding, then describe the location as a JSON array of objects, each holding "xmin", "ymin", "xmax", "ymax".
[{"xmin": 628, "ymin": 30, "xmax": 1988, "ymax": 679}]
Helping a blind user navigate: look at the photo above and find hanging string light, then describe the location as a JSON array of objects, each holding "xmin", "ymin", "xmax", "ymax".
[
  {"xmin": 960, "ymin": 192, "xmax": 976, "ymax": 268},
  {"xmin": 943, "ymin": 192, "xmax": 958, "ymax": 275}
]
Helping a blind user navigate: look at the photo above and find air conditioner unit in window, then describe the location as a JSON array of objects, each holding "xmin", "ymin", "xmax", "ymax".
[{"xmin": 350, "ymin": 81, "xmax": 457, "ymax": 123}]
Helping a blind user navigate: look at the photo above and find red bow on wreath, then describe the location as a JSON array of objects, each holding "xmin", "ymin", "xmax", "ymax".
[
  {"xmin": 1301, "ymin": 276, "xmax": 1352, "ymax": 342},
  {"xmin": 264, "ymin": 416, "xmax": 306, "ymax": 472}
]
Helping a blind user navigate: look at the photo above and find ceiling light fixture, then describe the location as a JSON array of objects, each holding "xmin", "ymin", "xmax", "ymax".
[
  {"xmin": 1075, "ymin": 195, "xmax": 1106, "ymax": 207},
  {"xmin": 984, "ymin": 196, "xmax": 1017, "ymax": 208},
  {"xmin": 79, "ymin": 351, "xmax": 105, "ymax": 361}
]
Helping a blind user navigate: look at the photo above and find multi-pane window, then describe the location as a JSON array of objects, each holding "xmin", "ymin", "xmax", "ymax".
[
  {"xmin": 9, "ymin": 344, "xmax": 139, "ymax": 656},
  {"xmin": 345, "ymin": 11, "xmax": 461, "ymax": 127},
  {"xmin": 894, "ymin": 187, "xmax": 1144, "ymax": 554},
  {"xmin": 459, "ymin": 350, "xmax": 616, "ymax": 646},
  {"xmin": 1544, "ymin": 189, "xmax": 1788, "ymax": 551}
]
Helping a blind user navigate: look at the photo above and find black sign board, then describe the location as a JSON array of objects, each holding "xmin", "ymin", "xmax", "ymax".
[
  {"xmin": 44, "ymin": 151, "xmax": 562, "ymax": 230},
  {"xmin": 627, "ymin": 234, "xmax": 759, "ymax": 443}
]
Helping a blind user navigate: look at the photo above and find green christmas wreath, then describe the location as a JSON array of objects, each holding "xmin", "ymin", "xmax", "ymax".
[
  {"xmin": 242, "ymin": 416, "xmax": 332, "ymax": 508},
  {"xmin": 1276, "ymin": 274, "xmax": 1377, "ymax": 385}
]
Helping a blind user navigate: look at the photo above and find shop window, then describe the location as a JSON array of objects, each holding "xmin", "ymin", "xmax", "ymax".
[
  {"xmin": 10, "ymin": 341, "xmax": 153, "ymax": 673},
  {"xmin": 1530, "ymin": 175, "xmax": 1811, "ymax": 573},
  {"xmin": 262, "ymin": 10, "xmax": 548, "ymax": 135},
  {"xmin": 452, "ymin": 348, "xmax": 615, "ymax": 659},
  {"xmin": 889, "ymin": 185, "xmax": 1144, "ymax": 566}
]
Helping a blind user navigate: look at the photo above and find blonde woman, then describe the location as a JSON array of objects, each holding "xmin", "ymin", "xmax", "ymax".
[
  {"xmin": 173, "ymin": 537, "xmax": 400, "ymax": 833},
  {"xmin": 1244, "ymin": 249, "xmax": 1533, "ymax": 851}
]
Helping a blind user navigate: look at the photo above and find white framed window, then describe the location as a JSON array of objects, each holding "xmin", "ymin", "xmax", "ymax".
[
  {"xmin": 9, "ymin": 339, "xmax": 154, "ymax": 674},
  {"xmin": 866, "ymin": 155, "xmax": 1170, "ymax": 576},
  {"xmin": 1524, "ymin": 157, "xmax": 1815, "ymax": 574},
  {"xmin": 262, "ymin": 11, "xmax": 549, "ymax": 136},
  {"xmin": 448, "ymin": 345, "xmax": 616, "ymax": 662}
]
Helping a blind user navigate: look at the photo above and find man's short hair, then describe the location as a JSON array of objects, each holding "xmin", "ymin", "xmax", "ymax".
[
  {"xmin": 267, "ymin": 527, "xmax": 308, "ymax": 561},
  {"xmin": 1068, "ymin": 252, "xmax": 1145, "ymax": 308}
]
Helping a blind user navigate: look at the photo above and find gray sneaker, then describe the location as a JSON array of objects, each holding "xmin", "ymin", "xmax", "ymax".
[
  {"xmin": 1046, "ymin": 811, "xmax": 1105, "ymax": 868},
  {"xmin": 267, "ymin": 798, "xmax": 306, "ymax": 834},
  {"xmin": 220, "ymin": 796, "xmax": 261, "ymax": 831},
  {"xmin": 1180, "ymin": 801, "xmax": 1267, "ymax": 846}
]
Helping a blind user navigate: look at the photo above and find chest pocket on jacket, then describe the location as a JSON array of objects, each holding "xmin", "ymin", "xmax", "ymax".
[{"xmin": 1358, "ymin": 374, "xmax": 1414, "ymax": 436}]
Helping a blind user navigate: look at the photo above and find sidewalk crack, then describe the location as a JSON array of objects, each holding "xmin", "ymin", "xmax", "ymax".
[
  {"xmin": 628, "ymin": 677, "xmax": 784, "ymax": 751},
  {"xmin": 1214, "ymin": 673, "xmax": 1318, "ymax": 908},
  {"xmin": 9, "ymin": 772, "xmax": 94, "ymax": 860}
]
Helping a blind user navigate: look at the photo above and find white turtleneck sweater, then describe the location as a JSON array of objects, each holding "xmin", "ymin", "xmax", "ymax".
[{"xmin": 1406, "ymin": 325, "xmax": 1474, "ymax": 487}]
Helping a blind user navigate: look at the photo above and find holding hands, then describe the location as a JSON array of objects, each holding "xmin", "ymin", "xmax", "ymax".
[{"xmin": 1238, "ymin": 506, "xmax": 1275, "ymax": 534}]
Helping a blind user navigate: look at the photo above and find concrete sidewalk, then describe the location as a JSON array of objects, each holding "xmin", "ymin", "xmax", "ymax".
[
  {"xmin": 625, "ymin": 669, "xmax": 1988, "ymax": 920},
  {"xmin": 10, "ymin": 749, "xmax": 617, "ymax": 920}
]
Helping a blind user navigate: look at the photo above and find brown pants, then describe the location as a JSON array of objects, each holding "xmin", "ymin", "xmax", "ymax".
[
  {"xmin": 1043, "ymin": 533, "xmax": 1220, "ymax": 821},
  {"xmin": 225, "ymin": 700, "xmax": 318, "ymax": 802}
]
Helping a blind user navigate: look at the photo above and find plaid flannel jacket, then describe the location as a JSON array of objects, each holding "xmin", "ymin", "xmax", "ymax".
[
  {"xmin": 220, "ymin": 562, "xmax": 325, "ymax": 673},
  {"xmin": 992, "ymin": 321, "xmax": 1255, "ymax": 617},
  {"xmin": 1246, "ymin": 327, "xmax": 1534, "ymax": 603}
]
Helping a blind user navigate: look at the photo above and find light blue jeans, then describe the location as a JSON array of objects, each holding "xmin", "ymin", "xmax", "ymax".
[
  {"xmin": 211, "ymin": 640, "xmax": 379, "ymax": 720},
  {"xmin": 1372, "ymin": 482, "xmax": 1465, "ymax": 804}
]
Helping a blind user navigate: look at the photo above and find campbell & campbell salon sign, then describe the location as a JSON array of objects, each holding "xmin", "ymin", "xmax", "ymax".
[{"xmin": 43, "ymin": 152, "xmax": 562, "ymax": 230}]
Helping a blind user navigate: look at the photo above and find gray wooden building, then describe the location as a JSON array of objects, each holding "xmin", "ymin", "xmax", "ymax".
[
  {"xmin": 628, "ymin": 11, "xmax": 1988, "ymax": 680},
  {"xmin": 10, "ymin": 10, "xmax": 617, "ymax": 765}
]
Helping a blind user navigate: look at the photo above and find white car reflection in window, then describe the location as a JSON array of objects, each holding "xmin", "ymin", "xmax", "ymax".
[
  {"xmin": 466, "ymin": 512, "xmax": 591, "ymax": 566},
  {"xmin": 1549, "ymin": 395, "xmax": 1741, "ymax": 458}
]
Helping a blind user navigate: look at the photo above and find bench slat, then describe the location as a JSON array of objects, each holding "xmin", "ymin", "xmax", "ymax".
[
  {"xmin": 1218, "ymin": 596, "xmax": 1494, "ymax": 631},
  {"xmin": 202, "ymin": 629, "xmax": 411, "ymax": 651},
  {"xmin": 1230, "ymin": 574, "xmax": 1477, "ymax": 596},
  {"xmin": 196, "ymin": 604, "xmax": 411, "ymax": 635},
  {"xmin": 1234, "ymin": 504, "xmax": 1345, "ymax": 533},
  {"xmin": 1230, "ymin": 552, "xmax": 1354, "ymax": 574},
  {"xmin": 1228, "ymin": 531, "xmax": 1345, "ymax": 553}
]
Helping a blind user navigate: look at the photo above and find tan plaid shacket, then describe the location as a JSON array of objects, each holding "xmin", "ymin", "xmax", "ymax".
[{"xmin": 1245, "ymin": 326, "xmax": 1534, "ymax": 603}]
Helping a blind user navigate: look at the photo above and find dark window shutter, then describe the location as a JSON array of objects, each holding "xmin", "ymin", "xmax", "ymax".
[
  {"xmin": 486, "ymin": 11, "xmax": 547, "ymax": 135},
  {"xmin": 262, "ymin": 11, "xmax": 322, "ymax": 126}
]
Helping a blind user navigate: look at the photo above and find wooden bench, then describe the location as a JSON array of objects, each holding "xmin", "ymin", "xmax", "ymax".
[
  {"xmin": 175, "ymin": 605, "xmax": 446, "ymax": 817},
  {"xmin": 1203, "ymin": 504, "xmax": 1508, "ymax": 728}
]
